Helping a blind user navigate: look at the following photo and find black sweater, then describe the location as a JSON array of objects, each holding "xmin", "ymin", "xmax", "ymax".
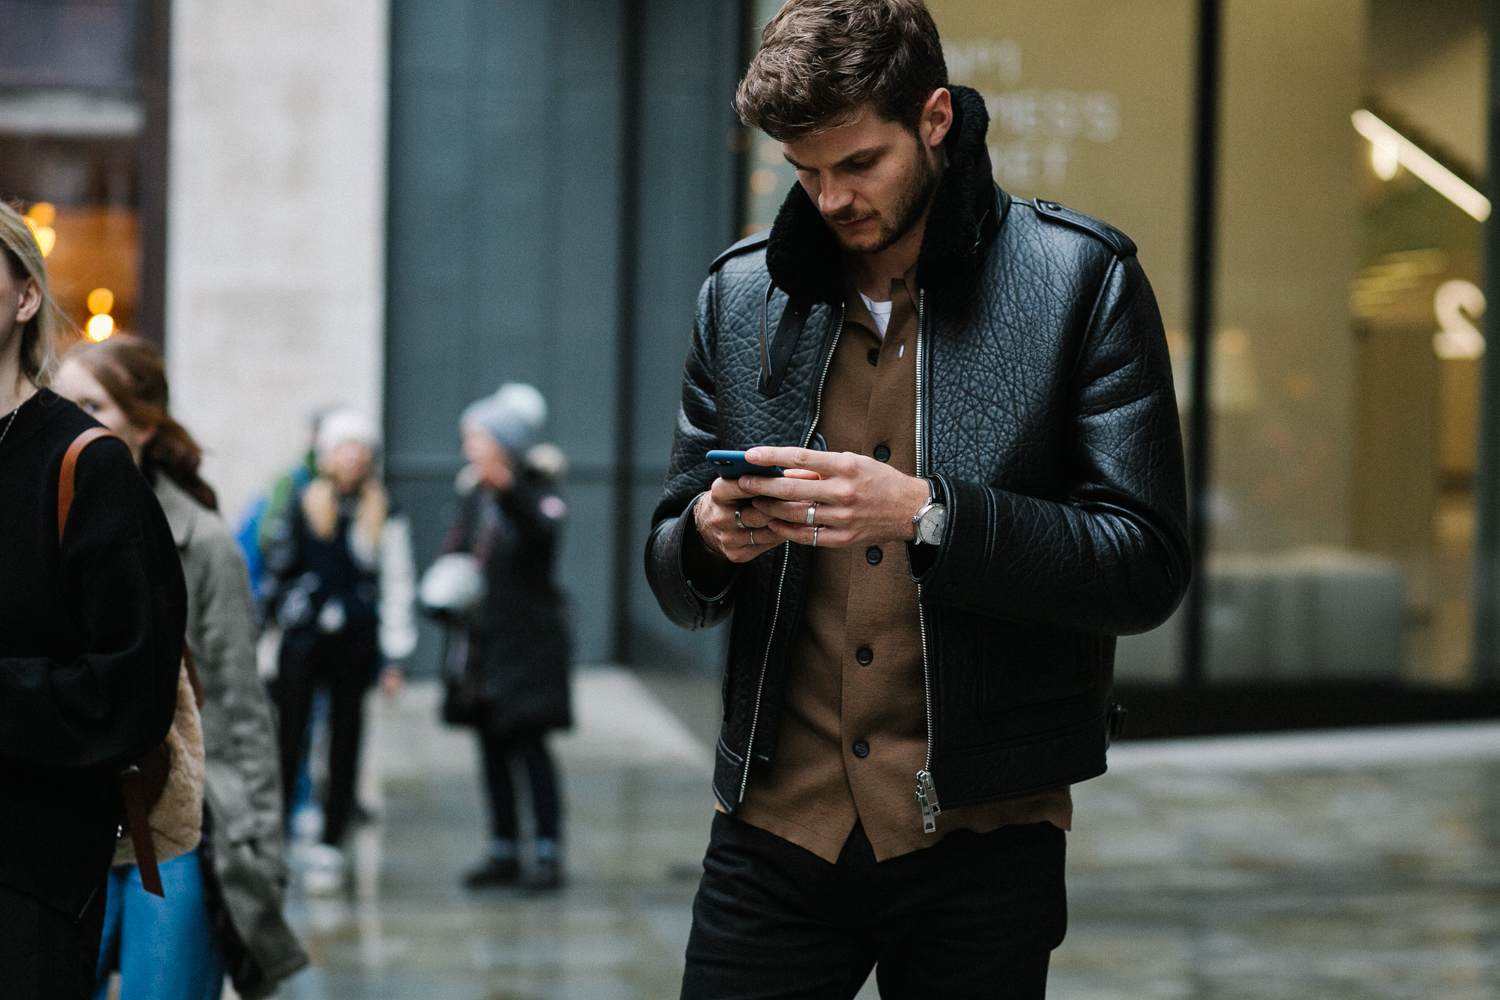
[{"xmin": 0, "ymin": 390, "xmax": 186, "ymax": 914}]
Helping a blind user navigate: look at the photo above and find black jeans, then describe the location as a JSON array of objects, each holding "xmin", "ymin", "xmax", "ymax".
[
  {"xmin": 273, "ymin": 626, "xmax": 379, "ymax": 846},
  {"xmin": 0, "ymin": 879, "xmax": 108, "ymax": 1000},
  {"xmin": 480, "ymin": 730, "xmax": 561, "ymax": 841},
  {"xmin": 681, "ymin": 814, "xmax": 1067, "ymax": 1000}
]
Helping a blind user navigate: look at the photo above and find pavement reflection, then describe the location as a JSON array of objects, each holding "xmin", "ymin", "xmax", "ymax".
[{"xmin": 276, "ymin": 672, "xmax": 1500, "ymax": 1000}]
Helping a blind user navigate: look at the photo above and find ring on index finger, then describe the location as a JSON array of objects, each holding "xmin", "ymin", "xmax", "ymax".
[
  {"xmin": 734, "ymin": 509, "xmax": 746, "ymax": 530},
  {"xmin": 804, "ymin": 501, "xmax": 818, "ymax": 526}
]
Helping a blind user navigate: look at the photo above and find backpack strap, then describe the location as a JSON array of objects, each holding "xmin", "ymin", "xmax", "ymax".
[
  {"xmin": 181, "ymin": 642, "xmax": 204, "ymax": 710},
  {"xmin": 57, "ymin": 426, "xmax": 181, "ymax": 897},
  {"xmin": 57, "ymin": 427, "xmax": 121, "ymax": 544}
]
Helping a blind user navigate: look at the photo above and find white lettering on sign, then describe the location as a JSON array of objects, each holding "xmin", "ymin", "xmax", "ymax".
[
  {"xmin": 944, "ymin": 40, "xmax": 1023, "ymax": 85},
  {"xmin": 944, "ymin": 39, "xmax": 1121, "ymax": 192},
  {"xmin": 1433, "ymin": 279, "xmax": 1486, "ymax": 360}
]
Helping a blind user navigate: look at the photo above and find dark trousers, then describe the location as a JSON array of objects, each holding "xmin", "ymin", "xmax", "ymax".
[
  {"xmin": 680, "ymin": 813, "xmax": 1067, "ymax": 1000},
  {"xmin": 273, "ymin": 627, "xmax": 378, "ymax": 846},
  {"xmin": 479, "ymin": 730, "xmax": 561, "ymax": 841},
  {"xmin": 0, "ymin": 879, "xmax": 108, "ymax": 1000}
]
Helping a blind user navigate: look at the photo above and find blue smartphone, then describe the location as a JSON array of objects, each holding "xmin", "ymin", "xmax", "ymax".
[{"xmin": 706, "ymin": 449, "xmax": 784, "ymax": 479}]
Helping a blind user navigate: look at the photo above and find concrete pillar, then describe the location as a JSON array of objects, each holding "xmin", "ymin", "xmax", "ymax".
[{"xmin": 165, "ymin": 0, "xmax": 389, "ymax": 519}]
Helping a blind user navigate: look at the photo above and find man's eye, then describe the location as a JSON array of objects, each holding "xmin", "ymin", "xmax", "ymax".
[{"xmin": 82, "ymin": 401, "xmax": 99, "ymax": 413}]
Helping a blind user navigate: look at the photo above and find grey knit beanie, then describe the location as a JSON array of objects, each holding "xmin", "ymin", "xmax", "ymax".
[{"xmin": 461, "ymin": 382, "xmax": 548, "ymax": 457}]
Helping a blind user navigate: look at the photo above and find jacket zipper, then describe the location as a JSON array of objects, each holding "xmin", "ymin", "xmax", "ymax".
[
  {"xmin": 914, "ymin": 288, "xmax": 942, "ymax": 834},
  {"xmin": 739, "ymin": 303, "xmax": 847, "ymax": 803}
]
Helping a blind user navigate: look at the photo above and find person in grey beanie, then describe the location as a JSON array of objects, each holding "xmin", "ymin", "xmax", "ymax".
[{"xmin": 428, "ymin": 383, "xmax": 572, "ymax": 890}]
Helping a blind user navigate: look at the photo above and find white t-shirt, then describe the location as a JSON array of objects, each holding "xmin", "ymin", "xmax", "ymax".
[{"xmin": 858, "ymin": 291, "xmax": 893, "ymax": 337}]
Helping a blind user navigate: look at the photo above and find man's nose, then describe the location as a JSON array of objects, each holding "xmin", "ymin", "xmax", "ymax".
[{"xmin": 818, "ymin": 175, "xmax": 853, "ymax": 215}]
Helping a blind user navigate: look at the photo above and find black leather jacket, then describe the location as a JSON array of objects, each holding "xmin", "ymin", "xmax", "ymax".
[{"xmin": 645, "ymin": 87, "xmax": 1189, "ymax": 822}]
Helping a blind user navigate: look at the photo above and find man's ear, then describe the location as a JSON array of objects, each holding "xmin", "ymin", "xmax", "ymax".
[
  {"xmin": 919, "ymin": 87, "xmax": 953, "ymax": 150},
  {"xmin": 15, "ymin": 278, "xmax": 41, "ymax": 325}
]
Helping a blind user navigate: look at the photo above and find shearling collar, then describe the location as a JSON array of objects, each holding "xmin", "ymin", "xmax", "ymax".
[{"xmin": 764, "ymin": 84, "xmax": 1004, "ymax": 304}]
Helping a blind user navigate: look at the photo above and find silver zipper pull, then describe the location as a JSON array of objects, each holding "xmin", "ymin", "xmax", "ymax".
[{"xmin": 916, "ymin": 769, "xmax": 942, "ymax": 834}]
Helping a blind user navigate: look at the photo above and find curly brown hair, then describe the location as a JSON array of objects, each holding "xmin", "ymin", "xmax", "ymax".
[{"xmin": 736, "ymin": 0, "xmax": 947, "ymax": 141}]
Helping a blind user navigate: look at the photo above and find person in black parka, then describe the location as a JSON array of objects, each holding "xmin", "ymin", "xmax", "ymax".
[
  {"xmin": 441, "ymin": 384, "xmax": 572, "ymax": 891},
  {"xmin": 0, "ymin": 204, "xmax": 186, "ymax": 1000}
]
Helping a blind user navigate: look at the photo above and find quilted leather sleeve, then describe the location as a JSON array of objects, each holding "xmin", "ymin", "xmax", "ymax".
[
  {"xmin": 912, "ymin": 255, "xmax": 1190, "ymax": 635},
  {"xmin": 645, "ymin": 273, "xmax": 740, "ymax": 630}
]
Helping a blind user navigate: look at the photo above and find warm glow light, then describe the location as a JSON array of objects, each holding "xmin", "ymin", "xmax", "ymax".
[
  {"xmin": 24, "ymin": 202, "xmax": 55, "ymax": 227},
  {"xmin": 750, "ymin": 168, "xmax": 780, "ymax": 195},
  {"xmin": 1352, "ymin": 109, "xmax": 1490, "ymax": 221},
  {"xmin": 86, "ymin": 314, "xmax": 115, "ymax": 341},
  {"xmin": 86, "ymin": 288, "xmax": 115, "ymax": 315},
  {"xmin": 23, "ymin": 219, "xmax": 55, "ymax": 257}
]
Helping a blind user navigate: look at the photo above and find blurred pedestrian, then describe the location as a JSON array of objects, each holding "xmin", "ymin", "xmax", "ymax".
[
  {"xmin": 0, "ymin": 202, "xmax": 186, "ymax": 1000},
  {"xmin": 54, "ymin": 336, "xmax": 309, "ymax": 1000},
  {"xmin": 236, "ymin": 408, "xmax": 329, "ymax": 618},
  {"xmin": 265, "ymin": 408, "xmax": 416, "ymax": 892},
  {"xmin": 431, "ymin": 384, "xmax": 571, "ymax": 890},
  {"xmin": 647, "ymin": 3, "xmax": 1189, "ymax": 996}
]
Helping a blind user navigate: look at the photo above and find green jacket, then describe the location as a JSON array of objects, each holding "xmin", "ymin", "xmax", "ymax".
[{"xmin": 155, "ymin": 476, "xmax": 307, "ymax": 997}]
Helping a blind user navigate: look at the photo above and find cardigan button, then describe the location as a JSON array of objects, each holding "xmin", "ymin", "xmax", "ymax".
[
  {"xmin": 867, "ymin": 347, "xmax": 879, "ymax": 366},
  {"xmin": 866, "ymin": 546, "xmax": 882, "ymax": 565},
  {"xmin": 873, "ymin": 444, "xmax": 891, "ymax": 462},
  {"xmin": 852, "ymin": 740, "xmax": 870, "ymax": 758},
  {"xmin": 855, "ymin": 645, "xmax": 874, "ymax": 665}
]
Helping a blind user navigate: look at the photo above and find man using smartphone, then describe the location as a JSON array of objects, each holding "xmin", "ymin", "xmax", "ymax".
[{"xmin": 645, "ymin": 2, "xmax": 1189, "ymax": 996}]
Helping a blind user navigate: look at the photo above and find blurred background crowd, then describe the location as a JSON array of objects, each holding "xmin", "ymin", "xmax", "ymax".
[{"xmin": 3, "ymin": 0, "xmax": 1500, "ymax": 998}]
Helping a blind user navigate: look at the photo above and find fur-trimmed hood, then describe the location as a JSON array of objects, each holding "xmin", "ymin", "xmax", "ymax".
[{"xmin": 764, "ymin": 84, "xmax": 1004, "ymax": 303}]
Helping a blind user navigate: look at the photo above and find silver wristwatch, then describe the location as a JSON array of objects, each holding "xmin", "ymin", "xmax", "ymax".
[{"xmin": 911, "ymin": 481, "xmax": 947, "ymax": 546}]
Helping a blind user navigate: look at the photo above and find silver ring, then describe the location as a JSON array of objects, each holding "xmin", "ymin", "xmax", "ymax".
[
  {"xmin": 749, "ymin": 529, "xmax": 756, "ymax": 545},
  {"xmin": 734, "ymin": 509, "xmax": 746, "ymax": 530},
  {"xmin": 812, "ymin": 526, "xmax": 820, "ymax": 547},
  {"xmin": 805, "ymin": 502, "xmax": 818, "ymax": 526}
]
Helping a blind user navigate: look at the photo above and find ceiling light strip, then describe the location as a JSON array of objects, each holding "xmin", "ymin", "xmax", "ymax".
[{"xmin": 1352, "ymin": 109, "xmax": 1491, "ymax": 222}]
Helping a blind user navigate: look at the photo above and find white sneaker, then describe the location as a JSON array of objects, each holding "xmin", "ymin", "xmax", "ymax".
[
  {"xmin": 302, "ymin": 843, "xmax": 345, "ymax": 895},
  {"xmin": 292, "ymin": 803, "xmax": 324, "ymax": 842}
]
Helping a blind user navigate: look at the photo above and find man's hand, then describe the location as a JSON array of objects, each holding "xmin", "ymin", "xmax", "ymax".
[
  {"xmin": 737, "ymin": 447, "xmax": 931, "ymax": 549},
  {"xmin": 693, "ymin": 469, "xmax": 814, "ymax": 564}
]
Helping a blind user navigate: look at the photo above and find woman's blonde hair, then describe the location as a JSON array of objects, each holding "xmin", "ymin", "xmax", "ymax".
[{"xmin": 0, "ymin": 201, "xmax": 63, "ymax": 387}]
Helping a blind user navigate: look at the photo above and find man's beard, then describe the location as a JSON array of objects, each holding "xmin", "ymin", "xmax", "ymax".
[{"xmin": 825, "ymin": 144, "xmax": 941, "ymax": 255}]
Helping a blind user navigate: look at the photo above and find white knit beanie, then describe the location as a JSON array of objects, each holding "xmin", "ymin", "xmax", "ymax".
[{"xmin": 316, "ymin": 409, "xmax": 380, "ymax": 462}]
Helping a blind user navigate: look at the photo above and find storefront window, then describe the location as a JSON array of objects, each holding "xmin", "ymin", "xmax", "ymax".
[
  {"xmin": 1204, "ymin": 0, "xmax": 1486, "ymax": 686},
  {"xmin": 0, "ymin": 0, "xmax": 144, "ymax": 346}
]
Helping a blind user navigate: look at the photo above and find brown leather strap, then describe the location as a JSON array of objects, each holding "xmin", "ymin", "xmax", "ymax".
[
  {"xmin": 58, "ymin": 427, "xmax": 174, "ymax": 896},
  {"xmin": 181, "ymin": 642, "xmax": 204, "ymax": 710},
  {"xmin": 57, "ymin": 427, "xmax": 121, "ymax": 544},
  {"xmin": 119, "ymin": 765, "xmax": 164, "ymax": 897}
]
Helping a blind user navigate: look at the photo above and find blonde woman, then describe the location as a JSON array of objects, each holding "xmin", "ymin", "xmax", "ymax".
[
  {"xmin": 264, "ymin": 409, "xmax": 415, "ymax": 891},
  {"xmin": 0, "ymin": 203, "xmax": 185, "ymax": 1000}
]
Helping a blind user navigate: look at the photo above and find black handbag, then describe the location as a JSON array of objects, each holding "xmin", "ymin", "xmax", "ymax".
[{"xmin": 439, "ymin": 624, "xmax": 484, "ymax": 726}]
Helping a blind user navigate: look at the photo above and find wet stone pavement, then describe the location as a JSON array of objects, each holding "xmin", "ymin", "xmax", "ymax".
[{"xmin": 274, "ymin": 671, "xmax": 1500, "ymax": 999}]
